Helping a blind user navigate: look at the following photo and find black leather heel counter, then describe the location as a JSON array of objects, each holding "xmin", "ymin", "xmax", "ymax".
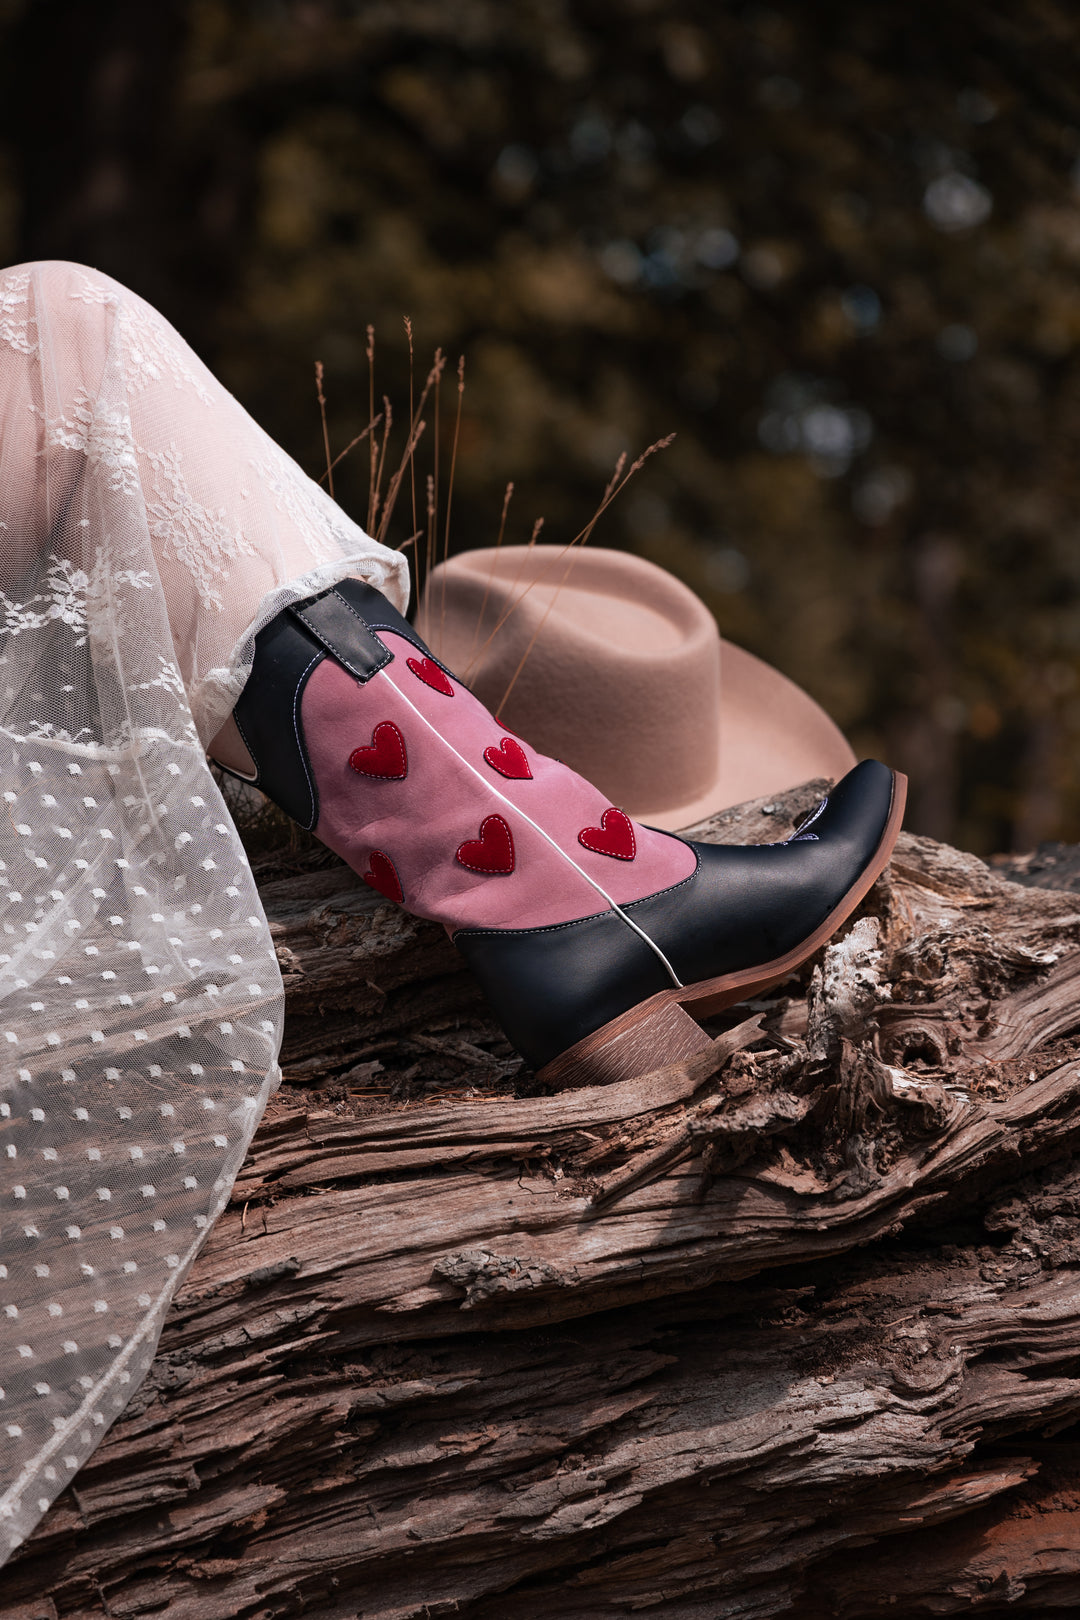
[{"xmin": 454, "ymin": 910, "xmax": 673, "ymax": 1071}]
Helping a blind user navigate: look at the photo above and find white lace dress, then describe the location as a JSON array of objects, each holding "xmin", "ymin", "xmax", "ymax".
[{"xmin": 0, "ymin": 261, "xmax": 408, "ymax": 1561}]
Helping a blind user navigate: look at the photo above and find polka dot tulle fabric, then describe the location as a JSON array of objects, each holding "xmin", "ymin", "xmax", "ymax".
[{"xmin": 0, "ymin": 261, "xmax": 407, "ymax": 1559}]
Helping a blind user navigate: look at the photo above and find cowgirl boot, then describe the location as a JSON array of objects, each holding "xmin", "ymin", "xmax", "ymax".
[{"xmin": 215, "ymin": 579, "xmax": 906, "ymax": 1089}]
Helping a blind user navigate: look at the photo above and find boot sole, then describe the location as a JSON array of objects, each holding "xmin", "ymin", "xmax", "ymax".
[{"xmin": 536, "ymin": 770, "xmax": 908, "ymax": 1092}]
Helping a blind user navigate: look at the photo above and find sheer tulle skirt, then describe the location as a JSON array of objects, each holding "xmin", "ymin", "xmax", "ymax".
[{"xmin": 0, "ymin": 261, "xmax": 407, "ymax": 1559}]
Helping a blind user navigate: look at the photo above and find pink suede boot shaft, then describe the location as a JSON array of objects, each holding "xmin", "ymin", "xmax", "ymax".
[{"xmin": 302, "ymin": 630, "xmax": 697, "ymax": 933}]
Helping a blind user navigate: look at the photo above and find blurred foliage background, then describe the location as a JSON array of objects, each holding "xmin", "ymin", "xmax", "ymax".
[{"xmin": 2, "ymin": 0, "xmax": 1080, "ymax": 854}]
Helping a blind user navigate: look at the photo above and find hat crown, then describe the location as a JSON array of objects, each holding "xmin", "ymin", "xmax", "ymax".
[
  {"xmin": 416, "ymin": 545, "xmax": 857, "ymax": 830},
  {"xmin": 416, "ymin": 547, "xmax": 720, "ymax": 819}
]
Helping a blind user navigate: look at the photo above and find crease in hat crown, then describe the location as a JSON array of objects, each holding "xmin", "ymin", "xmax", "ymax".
[{"xmin": 415, "ymin": 545, "xmax": 856, "ymax": 831}]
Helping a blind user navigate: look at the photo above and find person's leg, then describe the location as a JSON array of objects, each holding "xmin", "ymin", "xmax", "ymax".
[
  {"xmin": 3, "ymin": 267, "xmax": 901, "ymax": 1092},
  {"xmin": 0, "ymin": 258, "xmax": 903, "ymax": 1101}
]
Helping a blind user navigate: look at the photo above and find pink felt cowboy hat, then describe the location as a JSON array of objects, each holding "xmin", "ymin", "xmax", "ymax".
[{"xmin": 414, "ymin": 545, "xmax": 856, "ymax": 831}]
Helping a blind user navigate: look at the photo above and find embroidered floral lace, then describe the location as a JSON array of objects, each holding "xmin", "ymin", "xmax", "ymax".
[{"xmin": 0, "ymin": 261, "xmax": 408, "ymax": 1560}]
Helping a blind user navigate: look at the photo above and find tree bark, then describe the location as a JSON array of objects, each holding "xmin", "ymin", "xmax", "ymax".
[{"xmin": 6, "ymin": 782, "xmax": 1080, "ymax": 1619}]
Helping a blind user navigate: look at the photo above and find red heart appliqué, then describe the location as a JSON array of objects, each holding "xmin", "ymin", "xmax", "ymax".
[
  {"xmin": 456, "ymin": 814, "xmax": 516, "ymax": 875},
  {"xmin": 406, "ymin": 656, "xmax": 454, "ymax": 696},
  {"xmin": 348, "ymin": 720, "xmax": 407, "ymax": 780},
  {"xmin": 578, "ymin": 807, "xmax": 636, "ymax": 861},
  {"xmin": 483, "ymin": 736, "xmax": 532, "ymax": 780},
  {"xmin": 361, "ymin": 850, "xmax": 404, "ymax": 904}
]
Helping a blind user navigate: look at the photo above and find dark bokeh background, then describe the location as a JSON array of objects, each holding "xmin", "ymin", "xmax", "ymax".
[{"xmin": 3, "ymin": 0, "xmax": 1080, "ymax": 854}]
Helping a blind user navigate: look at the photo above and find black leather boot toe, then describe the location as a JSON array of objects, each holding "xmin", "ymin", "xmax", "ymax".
[{"xmin": 454, "ymin": 759, "xmax": 905, "ymax": 1088}]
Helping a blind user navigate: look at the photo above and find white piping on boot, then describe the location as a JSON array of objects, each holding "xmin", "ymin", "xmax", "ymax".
[{"xmin": 389, "ymin": 677, "xmax": 685, "ymax": 989}]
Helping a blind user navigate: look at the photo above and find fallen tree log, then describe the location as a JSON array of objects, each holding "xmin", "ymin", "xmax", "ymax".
[{"xmin": 6, "ymin": 782, "xmax": 1080, "ymax": 1619}]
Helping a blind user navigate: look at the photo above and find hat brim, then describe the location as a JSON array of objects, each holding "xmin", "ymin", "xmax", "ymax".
[{"xmin": 656, "ymin": 639, "xmax": 856, "ymax": 831}]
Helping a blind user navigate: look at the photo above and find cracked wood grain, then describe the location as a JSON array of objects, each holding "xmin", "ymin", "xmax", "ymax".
[{"xmin": 7, "ymin": 782, "xmax": 1080, "ymax": 1619}]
